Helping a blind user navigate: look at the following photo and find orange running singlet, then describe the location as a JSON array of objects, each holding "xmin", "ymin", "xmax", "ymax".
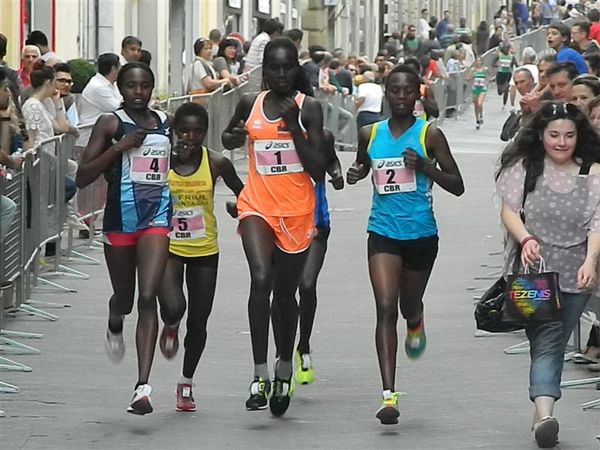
[{"xmin": 237, "ymin": 90, "xmax": 315, "ymax": 217}]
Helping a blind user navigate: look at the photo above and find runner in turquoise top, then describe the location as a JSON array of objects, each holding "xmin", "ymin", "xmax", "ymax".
[
  {"xmin": 346, "ymin": 64, "xmax": 464, "ymax": 426},
  {"xmin": 470, "ymin": 57, "xmax": 488, "ymax": 129}
]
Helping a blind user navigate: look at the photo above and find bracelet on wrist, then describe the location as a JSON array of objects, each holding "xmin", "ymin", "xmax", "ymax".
[{"xmin": 520, "ymin": 235, "xmax": 538, "ymax": 247}]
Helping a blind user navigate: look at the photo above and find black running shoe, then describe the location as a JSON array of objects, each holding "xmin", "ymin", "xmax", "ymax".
[
  {"xmin": 269, "ymin": 377, "xmax": 294, "ymax": 417},
  {"xmin": 245, "ymin": 377, "xmax": 271, "ymax": 411}
]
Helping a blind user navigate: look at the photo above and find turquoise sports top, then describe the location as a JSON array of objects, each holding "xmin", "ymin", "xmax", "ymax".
[{"xmin": 366, "ymin": 118, "xmax": 438, "ymax": 240}]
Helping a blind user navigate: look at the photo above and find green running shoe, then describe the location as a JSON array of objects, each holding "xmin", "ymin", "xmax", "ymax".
[
  {"xmin": 294, "ymin": 351, "xmax": 315, "ymax": 385},
  {"xmin": 405, "ymin": 319, "xmax": 426, "ymax": 360},
  {"xmin": 376, "ymin": 390, "xmax": 405, "ymax": 425},
  {"xmin": 245, "ymin": 377, "xmax": 271, "ymax": 411},
  {"xmin": 269, "ymin": 377, "xmax": 295, "ymax": 417}
]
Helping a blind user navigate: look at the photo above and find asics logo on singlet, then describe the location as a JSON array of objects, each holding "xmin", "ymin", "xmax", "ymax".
[
  {"xmin": 142, "ymin": 148, "xmax": 167, "ymax": 157},
  {"xmin": 175, "ymin": 210, "xmax": 194, "ymax": 217},
  {"xmin": 264, "ymin": 141, "xmax": 290, "ymax": 150},
  {"xmin": 378, "ymin": 160, "xmax": 404, "ymax": 169}
]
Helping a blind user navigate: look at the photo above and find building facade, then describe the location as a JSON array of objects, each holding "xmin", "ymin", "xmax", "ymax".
[{"xmin": 2, "ymin": 0, "xmax": 507, "ymax": 95}]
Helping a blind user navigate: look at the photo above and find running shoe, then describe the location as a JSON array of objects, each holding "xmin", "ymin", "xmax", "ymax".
[
  {"xmin": 104, "ymin": 328, "xmax": 125, "ymax": 363},
  {"xmin": 159, "ymin": 324, "xmax": 179, "ymax": 359},
  {"xmin": 376, "ymin": 390, "xmax": 401, "ymax": 425},
  {"xmin": 269, "ymin": 377, "xmax": 295, "ymax": 417},
  {"xmin": 245, "ymin": 377, "xmax": 271, "ymax": 411},
  {"xmin": 127, "ymin": 384, "xmax": 153, "ymax": 415},
  {"xmin": 294, "ymin": 351, "xmax": 315, "ymax": 385},
  {"xmin": 176, "ymin": 382, "xmax": 196, "ymax": 412},
  {"xmin": 405, "ymin": 318, "xmax": 426, "ymax": 360},
  {"xmin": 476, "ymin": 122, "xmax": 480, "ymax": 130},
  {"xmin": 533, "ymin": 416, "xmax": 559, "ymax": 448}
]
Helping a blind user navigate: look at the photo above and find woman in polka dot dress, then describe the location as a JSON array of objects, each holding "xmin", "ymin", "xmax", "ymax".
[{"xmin": 496, "ymin": 101, "xmax": 600, "ymax": 449}]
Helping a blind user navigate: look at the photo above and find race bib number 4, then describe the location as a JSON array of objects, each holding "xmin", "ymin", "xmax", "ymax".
[
  {"xmin": 372, "ymin": 158, "xmax": 417, "ymax": 194},
  {"xmin": 170, "ymin": 207, "xmax": 205, "ymax": 240},
  {"xmin": 254, "ymin": 140, "xmax": 304, "ymax": 175},
  {"xmin": 129, "ymin": 146, "xmax": 169, "ymax": 184}
]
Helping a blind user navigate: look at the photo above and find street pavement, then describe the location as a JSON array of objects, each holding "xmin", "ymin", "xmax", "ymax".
[{"xmin": 1, "ymin": 93, "xmax": 599, "ymax": 450}]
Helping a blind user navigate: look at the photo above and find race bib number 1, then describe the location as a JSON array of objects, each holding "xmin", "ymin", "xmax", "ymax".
[
  {"xmin": 254, "ymin": 139, "xmax": 304, "ymax": 175},
  {"xmin": 129, "ymin": 146, "xmax": 169, "ymax": 184},
  {"xmin": 170, "ymin": 207, "xmax": 205, "ymax": 240},
  {"xmin": 372, "ymin": 157, "xmax": 417, "ymax": 194}
]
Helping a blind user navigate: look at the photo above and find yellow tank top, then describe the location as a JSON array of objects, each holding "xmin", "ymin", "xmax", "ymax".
[{"xmin": 167, "ymin": 146, "xmax": 218, "ymax": 257}]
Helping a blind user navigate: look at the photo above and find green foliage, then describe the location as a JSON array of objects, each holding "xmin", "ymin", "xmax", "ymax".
[{"xmin": 68, "ymin": 59, "xmax": 96, "ymax": 94}]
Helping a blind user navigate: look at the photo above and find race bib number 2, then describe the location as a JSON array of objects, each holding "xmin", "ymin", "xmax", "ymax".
[
  {"xmin": 129, "ymin": 146, "xmax": 169, "ymax": 184},
  {"xmin": 372, "ymin": 158, "xmax": 417, "ymax": 194},
  {"xmin": 170, "ymin": 207, "xmax": 205, "ymax": 240},
  {"xmin": 254, "ymin": 140, "xmax": 304, "ymax": 175}
]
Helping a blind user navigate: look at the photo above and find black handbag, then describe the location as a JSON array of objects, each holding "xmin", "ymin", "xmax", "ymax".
[
  {"xmin": 500, "ymin": 111, "xmax": 522, "ymax": 142},
  {"xmin": 474, "ymin": 276, "xmax": 524, "ymax": 332}
]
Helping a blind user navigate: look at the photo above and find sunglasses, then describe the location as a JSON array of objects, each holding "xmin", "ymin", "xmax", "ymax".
[{"xmin": 550, "ymin": 101, "xmax": 576, "ymax": 116}]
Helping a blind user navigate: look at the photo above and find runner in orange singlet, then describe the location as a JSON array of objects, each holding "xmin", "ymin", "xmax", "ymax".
[{"xmin": 222, "ymin": 37, "xmax": 326, "ymax": 417}]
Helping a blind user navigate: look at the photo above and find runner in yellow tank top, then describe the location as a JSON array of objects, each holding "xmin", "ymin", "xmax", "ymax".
[
  {"xmin": 156, "ymin": 103, "xmax": 243, "ymax": 412},
  {"xmin": 222, "ymin": 37, "xmax": 327, "ymax": 417}
]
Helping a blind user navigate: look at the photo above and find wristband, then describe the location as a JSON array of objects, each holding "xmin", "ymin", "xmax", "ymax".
[
  {"xmin": 0, "ymin": 116, "xmax": 10, "ymax": 122},
  {"xmin": 520, "ymin": 235, "xmax": 538, "ymax": 247}
]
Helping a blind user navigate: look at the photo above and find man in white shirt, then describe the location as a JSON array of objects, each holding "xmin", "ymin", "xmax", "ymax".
[
  {"xmin": 509, "ymin": 47, "xmax": 539, "ymax": 111},
  {"xmin": 119, "ymin": 36, "xmax": 142, "ymax": 66},
  {"xmin": 244, "ymin": 19, "xmax": 284, "ymax": 72},
  {"xmin": 418, "ymin": 8, "xmax": 432, "ymax": 41},
  {"xmin": 77, "ymin": 53, "xmax": 122, "ymax": 147},
  {"xmin": 355, "ymin": 71, "xmax": 383, "ymax": 128}
]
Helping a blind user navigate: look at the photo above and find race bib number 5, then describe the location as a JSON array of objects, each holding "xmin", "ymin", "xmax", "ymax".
[
  {"xmin": 129, "ymin": 146, "xmax": 169, "ymax": 184},
  {"xmin": 372, "ymin": 157, "xmax": 417, "ymax": 194},
  {"xmin": 170, "ymin": 207, "xmax": 205, "ymax": 240},
  {"xmin": 254, "ymin": 139, "xmax": 304, "ymax": 175}
]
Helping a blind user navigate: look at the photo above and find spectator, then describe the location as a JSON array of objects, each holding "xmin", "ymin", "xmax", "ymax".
[
  {"xmin": 382, "ymin": 34, "xmax": 398, "ymax": 59},
  {"xmin": 512, "ymin": 0, "xmax": 529, "ymax": 36},
  {"xmin": 53, "ymin": 63, "xmax": 78, "ymax": 127},
  {"xmin": 496, "ymin": 100, "xmax": 600, "ymax": 450},
  {"xmin": 541, "ymin": 0, "xmax": 554, "ymax": 26},
  {"xmin": 488, "ymin": 25, "xmax": 505, "ymax": 51},
  {"xmin": 327, "ymin": 59, "xmax": 349, "ymax": 95},
  {"xmin": 208, "ymin": 29, "xmax": 221, "ymax": 57},
  {"xmin": 213, "ymin": 38, "xmax": 243, "ymax": 87},
  {"xmin": 333, "ymin": 58, "xmax": 353, "ymax": 94},
  {"xmin": 585, "ymin": 53, "xmax": 600, "ymax": 77},
  {"xmin": 513, "ymin": 67, "xmax": 536, "ymax": 119},
  {"xmin": 589, "ymin": 8, "xmax": 600, "ymax": 43},
  {"xmin": 303, "ymin": 45, "xmax": 325, "ymax": 89},
  {"xmin": 285, "ymin": 28, "xmax": 303, "ymax": 51},
  {"xmin": 421, "ymin": 30, "xmax": 441, "ymax": 56},
  {"xmin": 402, "ymin": 25, "xmax": 422, "ymax": 58},
  {"xmin": 518, "ymin": 54, "xmax": 558, "ymax": 116},
  {"xmin": 354, "ymin": 71, "xmax": 383, "ymax": 128},
  {"xmin": 570, "ymin": 75, "xmax": 600, "ymax": 112},
  {"xmin": 440, "ymin": 24, "xmax": 457, "ymax": 49},
  {"xmin": 404, "ymin": 57, "xmax": 439, "ymax": 119},
  {"xmin": 188, "ymin": 37, "xmax": 229, "ymax": 94},
  {"xmin": 446, "ymin": 50, "xmax": 462, "ymax": 73},
  {"xmin": 475, "ymin": 21, "xmax": 489, "ymax": 57},
  {"xmin": 547, "ymin": 61, "xmax": 578, "ymax": 102},
  {"xmin": 456, "ymin": 18, "xmax": 472, "ymax": 41},
  {"xmin": 436, "ymin": 10, "xmax": 451, "ymax": 40},
  {"xmin": 547, "ymin": 22, "xmax": 588, "ymax": 75},
  {"xmin": 119, "ymin": 36, "xmax": 142, "ymax": 66},
  {"xmin": 318, "ymin": 52, "xmax": 337, "ymax": 94},
  {"xmin": 459, "ymin": 35, "xmax": 475, "ymax": 69},
  {"xmin": 18, "ymin": 45, "xmax": 40, "ymax": 89},
  {"xmin": 571, "ymin": 21, "xmax": 600, "ymax": 56},
  {"xmin": 418, "ymin": 8, "xmax": 431, "ymax": 41},
  {"xmin": 509, "ymin": 47, "xmax": 539, "ymax": 110},
  {"xmin": 77, "ymin": 53, "xmax": 122, "ymax": 147},
  {"xmin": 431, "ymin": 49, "xmax": 448, "ymax": 80},
  {"xmin": 244, "ymin": 18, "xmax": 284, "ymax": 72},
  {"xmin": 139, "ymin": 49, "xmax": 152, "ymax": 66},
  {"xmin": 0, "ymin": 34, "xmax": 21, "ymax": 106},
  {"xmin": 25, "ymin": 30, "xmax": 62, "ymax": 63}
]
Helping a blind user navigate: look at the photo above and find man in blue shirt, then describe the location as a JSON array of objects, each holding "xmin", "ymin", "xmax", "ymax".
[
  {"xmin": 547, "ymin": 22, "xmax": 588, "ymax": 75},
  {"xmin": 436, "ymin": 10, "xmax": 451, "ymax": 40}
]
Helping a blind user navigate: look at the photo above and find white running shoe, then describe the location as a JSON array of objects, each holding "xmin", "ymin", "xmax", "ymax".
[
  {"xmin": 104, "ymin": 328, "xmax": 125, "ymax": 363},
  {"xmin": 127, "ymin": 384, "xmax": 153, "ymax": 415}
]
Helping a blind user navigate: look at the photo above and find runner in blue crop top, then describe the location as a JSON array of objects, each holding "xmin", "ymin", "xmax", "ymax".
[
  {"xmin": 346, "ymin": 65, "xmax": 464, "ymax": 425},
  {"xmin": 76, "ymin": 63, "xmax": 172, "ymax": 416}
]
